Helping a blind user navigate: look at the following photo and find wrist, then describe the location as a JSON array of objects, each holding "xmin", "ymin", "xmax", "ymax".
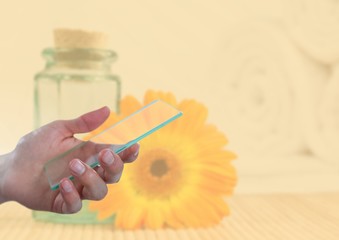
[{"xmin": 0, "ymin": 152, "xmax": 11, "ymax": 204}]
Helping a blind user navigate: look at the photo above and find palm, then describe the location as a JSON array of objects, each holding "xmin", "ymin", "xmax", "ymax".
[{"xmin": 6, "ymin": 122, "xmax": 82, "ymax": 211}]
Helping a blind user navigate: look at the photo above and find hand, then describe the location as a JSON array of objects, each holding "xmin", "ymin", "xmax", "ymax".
[{"xmin": 0, "ymin": 106, "xmax": 139, "ymax": 214}]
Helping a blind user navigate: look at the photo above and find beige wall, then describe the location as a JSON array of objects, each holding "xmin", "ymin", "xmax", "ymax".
[
  {"xmin": 1, "ymin": 0, "xmax": 338, "ymax": 192},
  {"xmin": 0, "ymin": 0, "xmax": 282, "ymax": 150}
]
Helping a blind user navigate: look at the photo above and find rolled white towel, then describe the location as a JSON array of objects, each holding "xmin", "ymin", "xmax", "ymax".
[
  {"xmin": 210, "ymin": 21, "xmax": 326, "ymax": 158},
  {"xmin": 302, "ymin": 64, "xmax": 339, "ymax": 164},
  {"xmin": 283, "ymin": 0, "xmax": 339, "ymax": 64}
]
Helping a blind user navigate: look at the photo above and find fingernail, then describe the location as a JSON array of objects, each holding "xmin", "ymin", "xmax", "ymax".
[
  {"xmin": 61, "ymin": 180, "xmax": 72, "ymax": 193},
  {"xmin": 113, "ymin": 172, "xmax": 122, "ymax": 183},
  {"xmin": 103, "ymin": 150, "xmax": 114, "ymax": 165},
  {"xmin": 133, "ymin": 143, "xmax": 140, "ymax": 157},
  {"xmin": 126, "ymin": 144, "xmax": 140, "ymax": 162},
  {"xmin": 70, "ymin": 159, "xmax": 85, "ymax": 176}
]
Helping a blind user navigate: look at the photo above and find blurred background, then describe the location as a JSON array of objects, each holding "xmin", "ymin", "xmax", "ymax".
[{"xmin": 1, "ymin": 0, "xmax": 339, "ymax": 194}]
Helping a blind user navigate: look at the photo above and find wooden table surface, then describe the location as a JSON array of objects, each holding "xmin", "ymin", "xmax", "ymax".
[{"xmin": 1, "ymin": 193, "xmax": 339, "ymax": 240}]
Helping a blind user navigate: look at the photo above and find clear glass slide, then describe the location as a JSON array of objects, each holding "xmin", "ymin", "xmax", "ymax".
[{"xmin": 44, "ymin": 100, "xmax": 183, "ymax": 190}]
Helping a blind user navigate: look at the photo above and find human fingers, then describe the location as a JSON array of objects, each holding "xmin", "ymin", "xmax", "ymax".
[
  {"xmin": 59, "ymin": 178, "xmax": 82, "ymax": 214},
  {"xmin": 118, "ymin": 143, "xmax": 140, "ymax": 163},
  {"xmin": 97, "ymin": 149, "xmax": 124, "ymax": 184},
  {"xmin": 69, "ymin": 159, "xmax": 107, "ymax": 201},
  {"xmin": 62, "ymin": 106, "xmax": 110, "ymax": 135}
]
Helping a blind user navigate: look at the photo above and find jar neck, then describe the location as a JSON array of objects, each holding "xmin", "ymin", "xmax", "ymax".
[{"xmin": 42, "ymin": 48, "xmax": 117, "ymax": 71}]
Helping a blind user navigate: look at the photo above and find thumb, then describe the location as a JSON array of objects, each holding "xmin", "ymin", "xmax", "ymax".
[{"xmin": 63, "ymin": 106, "xmax": 110, "ymax": 135}]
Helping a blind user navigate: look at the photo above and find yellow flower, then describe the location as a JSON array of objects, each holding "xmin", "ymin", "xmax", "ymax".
[{"xmin": 89, "ymin": 90, "xmax": 237, "ymax": 229}]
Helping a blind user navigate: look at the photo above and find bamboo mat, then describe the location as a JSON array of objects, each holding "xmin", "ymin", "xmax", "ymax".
[{"xmin": 1, "ymin": 193, "xmax": 339, "ymax": 240}]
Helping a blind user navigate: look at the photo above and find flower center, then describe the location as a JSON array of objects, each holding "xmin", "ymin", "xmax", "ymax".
[
  {"xmin": 132, "ymin": 147, "xmax": 183, "ymax": 198},
  {"xmin": 150, "ymin": 159, "xmax": 168, "ymax": 178}
]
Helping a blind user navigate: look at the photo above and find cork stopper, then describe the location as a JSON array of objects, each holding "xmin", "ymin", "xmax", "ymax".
[{"xmin": 53, "ymin": 28, "xmax": 109, "ymax": 49}]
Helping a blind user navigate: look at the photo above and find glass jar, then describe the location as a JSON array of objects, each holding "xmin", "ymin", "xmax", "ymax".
[
  {"xmin": 33, "ymin": 47, "xmax": 121, "ymax": 224},
  {"xmin": 34, "ymin": 48, "xmax": 120, "ymax": 126}
]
